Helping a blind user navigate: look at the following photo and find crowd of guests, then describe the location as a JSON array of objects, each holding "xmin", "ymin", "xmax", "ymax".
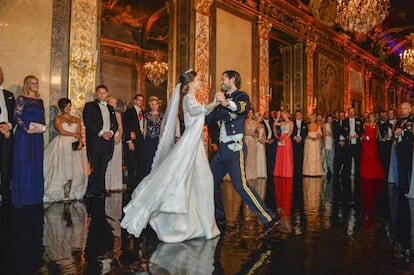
[
  {"xmin": 217, "ymin": 103, "xmax": 414, "ymax": 197},
  {"xmin": 0, "ymin": 67, "xmax": 166, "ymax": 208}
]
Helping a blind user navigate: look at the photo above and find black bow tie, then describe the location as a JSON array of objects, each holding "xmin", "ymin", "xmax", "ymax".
[{"xmin": 225, "ymin": 93, "xmax": 232, "ymax": 99}]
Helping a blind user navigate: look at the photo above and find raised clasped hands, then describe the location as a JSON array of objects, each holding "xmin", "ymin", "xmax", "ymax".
[{"xmin": 215, "ymin": 92, "xmax": 228, "ymax": 107}]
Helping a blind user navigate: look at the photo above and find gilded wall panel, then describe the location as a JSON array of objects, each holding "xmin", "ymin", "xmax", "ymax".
[
  {"xmin": 371, "ymin": 75, "xmax": 386, "ymax": 112},
  {"xmin": 258, "ymin": 16, "xmax": 272, "ymax": 114},
  {"xmin": 68, "ymin": 0, "xmax": 98, "ymax": 114},
  {"xmin": 316, "ymin": 52, "xmax": 343, "ymax": 115},
  {"xmin": 195, "ymin": 12, "xmax": 210, "ymax": 104}
]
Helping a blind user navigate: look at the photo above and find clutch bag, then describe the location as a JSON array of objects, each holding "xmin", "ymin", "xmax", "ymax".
[
  {"xmin": 29, "ymin": 122, "xmax": 46, "ymax": 133},
  {"xmin": 72, "ymin": 141, "xmax": 80, "ymax": 151}
]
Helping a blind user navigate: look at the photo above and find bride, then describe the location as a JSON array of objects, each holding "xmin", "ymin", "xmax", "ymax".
[{"xmin": 121, "ymin": 69, "xmax": 220, "ymax": 243}]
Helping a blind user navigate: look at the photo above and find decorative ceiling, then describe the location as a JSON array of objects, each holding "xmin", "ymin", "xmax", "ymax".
[
  {"xmin": 303, "ymin": 0, "xmax": 414, "ymax": 78},
  {"xmin": 101, "ymin": 0, "xmax": 169, "ymax": 51},
  {"xmin": 101, "ymin": 0, "xmax": 414, "ymax": 78}
]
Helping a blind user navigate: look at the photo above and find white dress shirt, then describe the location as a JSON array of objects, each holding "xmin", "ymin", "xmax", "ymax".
[
  {"xmin": 133, "ymin": 105, "xmax": 144, "ymax": 133},
  {"xmin": 98, "ymin": 101, "xmax": 111, "ymax": 137},
  {"xmin": 0, "ymin": 87, "xmax": 9, "ymax": 124}
]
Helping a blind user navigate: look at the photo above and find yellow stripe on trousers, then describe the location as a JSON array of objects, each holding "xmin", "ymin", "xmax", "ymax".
[{"xmin": 238, "ymin": 140, "xmax": 272, "ymax": 223}]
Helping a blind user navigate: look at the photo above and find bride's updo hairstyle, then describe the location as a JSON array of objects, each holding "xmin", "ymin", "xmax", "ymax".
[{"xmin": 179, "ymin": 69, "xmax": 197, "ymax": 94}]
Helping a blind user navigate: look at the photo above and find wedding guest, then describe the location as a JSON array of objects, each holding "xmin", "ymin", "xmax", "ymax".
[
  {"xmin": 342, "ymin": 107, "xmax": 364, "ymax": 181},
  {"xmin": 333, "ymin": 111, "xmax": 346, "ymax": 180},
  {"xmin": 394, "ymin": 102, "xmax": 413, "ymax": 193},
  {"xmin": 273, "ymin": 111, "xmax": 294, "ymax": 177},
  {"xmin": 377, "ymin": 110, "xmax": 393, "ymax": 177},
  {"xmin": 303, "ymin": 113, "xmax": 323, "ymax": 176},
  {"xmin": 245, "ymin": 108, "xmax": 258, "ymax": 179},
  {"xmin": 360, "ymin": 113, "xmax": 384, "ymax": 179},
  {"xmin": 12, "ymin": 75, "xmax": 45, "ymax": 207},
  {"xmin": 322, "ymin": 114, "xmax": 334, "ymax": 176},
  {"xmin": 124, "ymin": 94, "xmax": 146, "ymax": 189},
  {"xmin": 44, "ymin": 98, "xmax": 88, "ymax": 202},
  {"xmin": 0, "ymin": 66, "xmax": 16, "ymax": 206},
  {"xmin": 144, "ymin": 96, "xmax": 164, "ymax": 175},
  {"xmin": 83, "ymin": 84, "xmax": 118, "ymax": 199},
  {"xmin": 292, "ymin": 110, "xmax": 308, "ymax": 176},
  {"xmin": 105, "ymin": 96, "xmax": 123, "ymax": 191},
  {"xmin": 261, "ymin": 111, "xmax": 275, "ymax": 177},
  {"xmin": 256, "ymin": 113, "xmax": 267, "ymax": 179}
]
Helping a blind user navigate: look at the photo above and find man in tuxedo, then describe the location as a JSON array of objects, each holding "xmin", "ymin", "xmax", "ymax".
[
  {"xmin": 0, "ymin": 67, "xmax": 15, "ymax": 206},
  {"xmin": 332, "ymin": 110, "xmax": 347, "ymax": 181},
  {"xmin": 261, "ymin": 111, "xmax": 276, "ymax": 177},
  {"xmin": 342, "ymin": 107, "xmax": 364, "ymax": 182},
  {"xmin": 292, "ymin": 111, "xmax": 308, "ymax": 177},
  {"xmin": 83, "ymin": 84, "xmax": 118, "ymax": 199},
  {"xmin": 206, "ymin": 70, "xmax": 278, "ymax": 234},
  {"xmin": 394, "ymin": 102, "xmax": 414, "ymax": 193},
  {"xmin": 123, "ymin": 94, "xmax": 146, "ymax": 190}
]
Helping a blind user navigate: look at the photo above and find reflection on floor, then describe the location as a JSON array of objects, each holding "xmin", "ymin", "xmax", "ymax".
[{"xmin": 0, "ymin": 176, "xmax": 413, "ymax": 274}]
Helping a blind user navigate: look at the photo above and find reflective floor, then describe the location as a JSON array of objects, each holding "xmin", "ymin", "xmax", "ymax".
[{"xmin": 1, "ymin": 176, "xmax": 413, "ymax": 274}]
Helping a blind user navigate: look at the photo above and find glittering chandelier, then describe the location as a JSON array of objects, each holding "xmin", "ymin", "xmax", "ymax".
[
  {"xmin": 400, "ymin": 49, "xmax": 414, "ymax": 76},
  {"xmin": 143, "ymin": 50, "xmax": 168, "ymax": 87},
  {"xmin": 335, "ymin": 0, "xmax": 390, "ymax": 34}
]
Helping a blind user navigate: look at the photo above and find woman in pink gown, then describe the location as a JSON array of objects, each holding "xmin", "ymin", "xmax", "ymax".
[
  {"xmin": 273, "ymin": 111, "xmax": 293, "ymax": 177},
  {"xmin": 360, "ymin": 113, "xmax": 385, "ymax": 179}
]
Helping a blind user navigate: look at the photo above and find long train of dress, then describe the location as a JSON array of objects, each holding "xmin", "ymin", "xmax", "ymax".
[{"xmin": 121, "ymin": 93, "xmax": 220, "ymax": 243}]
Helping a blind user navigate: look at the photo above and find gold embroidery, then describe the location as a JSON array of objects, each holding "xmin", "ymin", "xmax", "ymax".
[{"xmin": 238, "ymin": 101, "xmax": 247, "ymax": 113}]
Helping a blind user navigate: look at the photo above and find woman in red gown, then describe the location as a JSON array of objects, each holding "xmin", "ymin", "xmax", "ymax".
[{"xmin": 360, "ymin": 113, "xmax": 385, "ymax": 179}]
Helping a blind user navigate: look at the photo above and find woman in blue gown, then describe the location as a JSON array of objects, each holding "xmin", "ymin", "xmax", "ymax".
[
  {"xmin": 144, "ymin": 96, "xmax": 163, "ymax": 175},
  {"xmin": 12, "ymin": 75, "xmax": 45, "ymax": 208}
]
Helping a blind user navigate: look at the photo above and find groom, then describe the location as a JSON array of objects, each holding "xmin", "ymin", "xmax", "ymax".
[{"xmin": 206, "ymin": 70, "xmax": 278, "ymax": 234}]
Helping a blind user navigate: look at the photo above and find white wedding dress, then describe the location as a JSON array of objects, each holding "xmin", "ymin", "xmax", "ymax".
[
  {"xmin": 43, "ymin": 122, "xmax": 89, "ymax": 202},
  {"xmin": 121, "ymin": 88, "xmax": 220, "ymax": 243}
]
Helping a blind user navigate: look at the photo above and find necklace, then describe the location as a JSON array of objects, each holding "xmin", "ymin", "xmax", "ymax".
[{"xmin": 61, "ymin": 115, "xmax": 75, "ymax": 125}]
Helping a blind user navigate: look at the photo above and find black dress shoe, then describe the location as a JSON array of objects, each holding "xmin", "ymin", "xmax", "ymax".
[{"xmin": 259, "ymin": 218, "xmax": 280, "ymax": 238}]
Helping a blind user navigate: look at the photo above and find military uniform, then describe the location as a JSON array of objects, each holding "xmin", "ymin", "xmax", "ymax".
[
  {"xmin": 395, "ymin": 115, "xmax": 414, "ymax": 191},
  {"xmin": 206, "ymin": 90, "xmax": 275, "ymax": 226}
]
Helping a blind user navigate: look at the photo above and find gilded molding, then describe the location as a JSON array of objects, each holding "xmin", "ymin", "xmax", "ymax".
[
  {"xmin": 227, "ymin": 0, "xmax": 414, "ymax": 95},
  {"xmin": 258, "ymin": 15, "xmax": 272, "ymax": 113},
  {"xmin": 258, "ymin": 36, "xmax": 270, "ymax": 114},
  {"xmin": 195, "ymin": 9, "xmax": 211, "ymax": 104},
  {"xmin": 305, "ymin": 40, "xmax": 316, "ymax": 115},
  {"xmin": 195, "ymin": 0, "xmax": 213, "ymax": 16},
  {"xmin": 68, "ymin": 0, "xmax": 98, "ymax": 114},
  {"xmin": 364, "ymin": 71, "xmax": 372, "ymax": 112},
  {"xmin": 258, "ymin": 15, "xmax": 272, "ymax": 40}
]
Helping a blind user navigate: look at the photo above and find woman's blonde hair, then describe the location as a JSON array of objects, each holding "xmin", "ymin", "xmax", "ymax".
[
  {"xmin": 22, "ymin": 75, "xmax": 40, "ymax": 97},
  {"xmin": 148, "ymin": 96, "xmax": 161, "ymax": 105}
]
